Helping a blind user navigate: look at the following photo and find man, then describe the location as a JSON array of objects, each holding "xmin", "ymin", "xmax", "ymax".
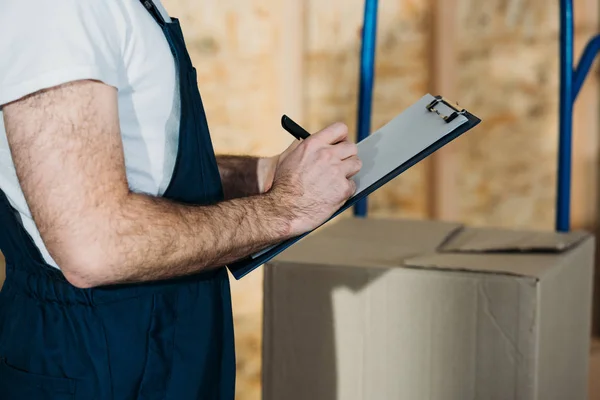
[{"xmin": 0, "ymin": 1, "xmax": 361, "ymax": 399}]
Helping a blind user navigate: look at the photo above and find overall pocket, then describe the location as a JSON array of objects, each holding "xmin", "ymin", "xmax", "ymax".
[{"xmin": 0, "ymin": 358, "xmax": 76, "ymax": 400}]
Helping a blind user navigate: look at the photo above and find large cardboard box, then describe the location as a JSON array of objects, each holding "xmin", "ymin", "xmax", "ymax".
[{"xmin": 263, "ymin": 218, "xmax": 595, "ymax": 400}]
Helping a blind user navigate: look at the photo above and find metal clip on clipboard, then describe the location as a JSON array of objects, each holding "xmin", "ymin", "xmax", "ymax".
[{"xmin": 426, "ymin": 95, "xmax": 465, "ymax": 124}]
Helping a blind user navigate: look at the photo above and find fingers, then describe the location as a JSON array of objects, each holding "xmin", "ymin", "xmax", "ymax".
[
  {"xmin": 330, "ymin": 141, "xmax": 358, "ymax": 160},
  {"xmin": 310, "ymin": 122, "xmax": 348, "ymax": 145},
  {"xmin": 282, "ymin": 139, "xmax": 301, "ymax": 157},
  {"xmin": 340, "ymin": 155, "xmax": 362, "ymax": 178},
  {"xmin": 346, "ymin": 179, "xmax": 357, "ymax": 198}
]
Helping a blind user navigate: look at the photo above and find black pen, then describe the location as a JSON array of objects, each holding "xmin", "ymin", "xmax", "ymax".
[{"xmin": 281, "ymin": 114, "xmax": 311, "ymax": 140}]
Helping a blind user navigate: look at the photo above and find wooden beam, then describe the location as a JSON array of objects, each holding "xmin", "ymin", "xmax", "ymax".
[
  {"xmin": 427, "ymin": 0, "xmax": 459, "ymax": 220},
  {"xmin": 278, "ymin": 0, "xmax": 305, "ymax": 122},
  {"xmin": 571, "ymin": 0, "xmax": 599, "ymax": 230}
]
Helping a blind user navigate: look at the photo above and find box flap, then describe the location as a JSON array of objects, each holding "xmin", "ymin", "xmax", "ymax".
[
  {"xmin": 405, "ymin": 228, "xmax": 593, "ymax": 278},
  {"xmin": 403, "ymin": 252, "xmax": 558, "ymax": 279},
  {"xmin": 440, "ymin": 227, "xmax": 588, "ymax": 253},
  {"xmin": 272, "ymin": 218, "xmax": 593, "ymax": 279},
  {"xmin": 271, "ymin": 217, "xmax": 463, "ymax": 269}
]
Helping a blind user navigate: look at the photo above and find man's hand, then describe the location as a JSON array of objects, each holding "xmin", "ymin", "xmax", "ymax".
[
  {"xmin": 257, "ymin": 140, "xmax": 299, "ymax": 193},
  {"xmin": 257, "ymin": 156, "xmax": 278, "ymax": 194},
  {"xmin": 269, "ymin": 123, "xmax": 361, "ymax": 235},
  {"xmin": 216, "ymin": 140, "xmax": 298, "ymax": 198}
]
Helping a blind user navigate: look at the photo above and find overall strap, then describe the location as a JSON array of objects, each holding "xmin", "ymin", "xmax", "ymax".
[
  {"xmin": 0, "ymin": 189, "xmax": 45, "ymax": 265},
  {"xmin": 139, "ymin": 0, "xmax": 166, "ymax": 26}
]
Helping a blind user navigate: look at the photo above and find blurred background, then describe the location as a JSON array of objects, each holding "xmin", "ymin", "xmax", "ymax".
[
  {"xmin": 156, "ymin": 0, "xmax": 599, "ymax": 398},
  {"xmin": 2, "ymin": 0, "xmax": 600, "ymax": 399}
]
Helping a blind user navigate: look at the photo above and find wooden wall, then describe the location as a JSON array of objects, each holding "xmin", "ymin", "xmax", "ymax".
[
  {"xmin": 455, "ymin": 0, "xmax": 599, "ymax": 230},
  {"xmin": 0, "ymin": 1, "xmax": 595, "ymax": 400},
  {"xmin": 159, "ymin": 0, "xmax": 600, "ymax": 230},
  {"xmin": 160, "ymin": 0, "xmax": 599, "ymax": 399},
  {"xmin": 0, "ymin": 2, "xmax": 596, "ymax": 400}
]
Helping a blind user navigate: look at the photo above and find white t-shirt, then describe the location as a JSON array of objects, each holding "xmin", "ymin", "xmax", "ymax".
[{"xmin": 0, "ymin": 0, "xmax": 180, "ymax": 269}]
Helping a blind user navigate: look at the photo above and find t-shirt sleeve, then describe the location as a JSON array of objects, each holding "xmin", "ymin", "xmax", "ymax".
[{"xmin": 0, "ymin": 0, "xmax": 123, "ymax": 107}]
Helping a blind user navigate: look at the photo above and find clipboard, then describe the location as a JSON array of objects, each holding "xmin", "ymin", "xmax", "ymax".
[{"xmin": 228, "ymin": 94, "xmax": 481, "ymax": 279}]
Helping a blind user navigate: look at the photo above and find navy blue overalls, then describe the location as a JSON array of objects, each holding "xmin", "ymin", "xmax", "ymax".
[{"xmin": 0, "ymin": 2, "xmax": 236, "ymax": 399}]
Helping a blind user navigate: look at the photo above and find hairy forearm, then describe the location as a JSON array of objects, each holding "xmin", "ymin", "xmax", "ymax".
[
  {"xmin": 216, "ymin": 155, "xmax": 275, "ymax": 199},
  {"xmin": 63, "ymin": 191, "xmax": 292, "ymax": 287},
  {"xmin": 2, "ymin": 81, "xmax": 290, "ymax": 288}
]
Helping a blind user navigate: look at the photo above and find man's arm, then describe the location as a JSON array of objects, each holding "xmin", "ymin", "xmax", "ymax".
[
  {"xmin": 3, "ymin": 80, "xmax": 360, "ymax": 288},
  {"xmin": 216, "ymin": 155, "xmax": 277, "ymax": 199}
]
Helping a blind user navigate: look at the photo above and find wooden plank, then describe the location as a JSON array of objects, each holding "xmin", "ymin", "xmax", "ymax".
[
  {"xmin": 571, "ymin": 0, "xmax": 599, "ymax": 230},
  {"xmin": 278, "ymin": 0, "xmax": 305, "ymax": 122},
  {"xmin": 571, "ymin": 0, "xmax": 600, "ymax": 337},
  {"xmin": 427, "ymin": 0, "xmax": 459, "ymax": 220}
]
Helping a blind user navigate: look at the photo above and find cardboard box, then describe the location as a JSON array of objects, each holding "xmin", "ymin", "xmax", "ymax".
[{"xmin": 263, "ymin": 218, "xmax": 595, "ymax": 400}]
